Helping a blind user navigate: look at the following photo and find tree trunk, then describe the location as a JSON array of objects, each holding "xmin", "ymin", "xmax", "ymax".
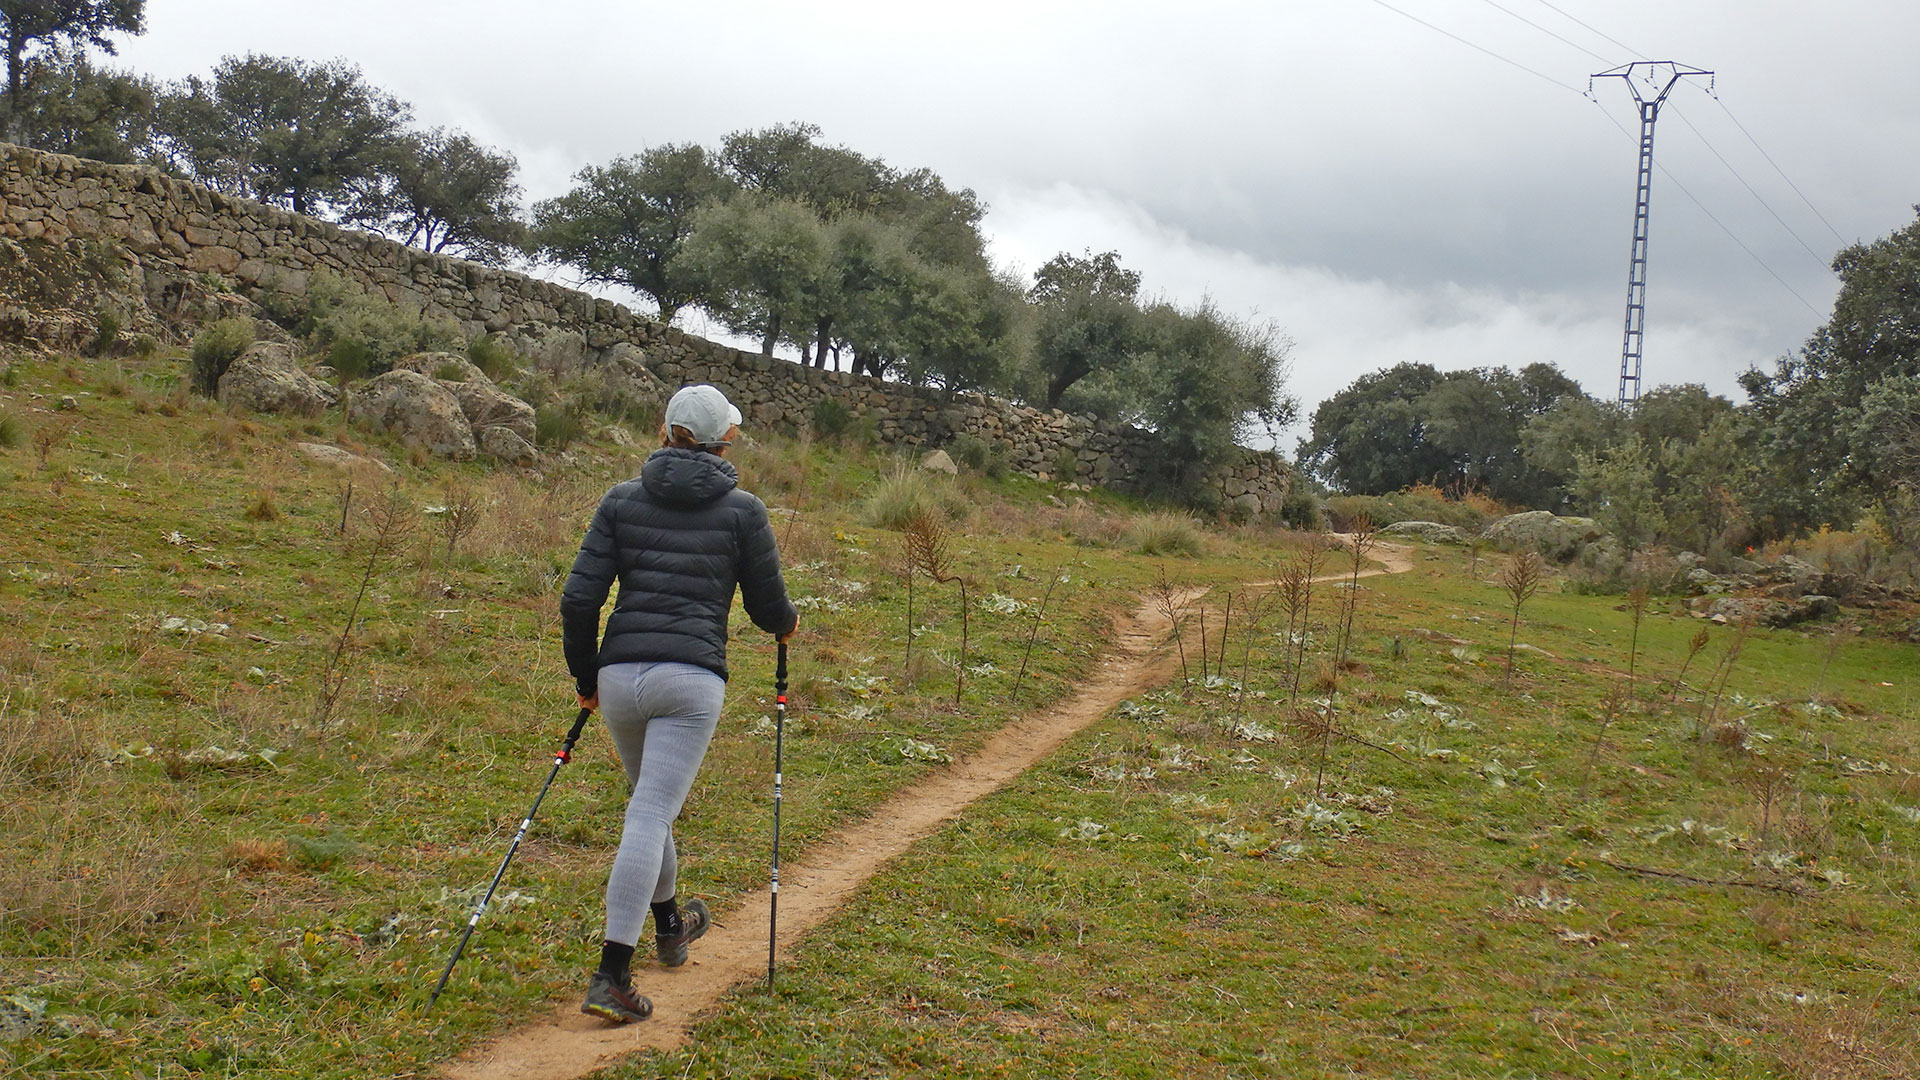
[
  {"xmin": 5, "ymin": 37, "xmax": 24, "ymax": 145},
  {"xmin": 760, "ymin": 312, "xmax": 781, "ymax": 357},
  {"xmin": 815, "ymin": 317, "xmax": 833, "ymax": 371},
  {"xmin": 1044, "ymin": 360, "xmax": 1090, "ymax": 410}
]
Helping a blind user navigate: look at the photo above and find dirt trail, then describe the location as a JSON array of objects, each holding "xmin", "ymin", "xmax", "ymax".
[{"xmin": 443, "ymin": 543, "xmax": 1413, "ymax": 1080}]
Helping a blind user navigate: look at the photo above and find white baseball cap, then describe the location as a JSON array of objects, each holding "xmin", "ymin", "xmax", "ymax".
[{"xmin": 663, "ymin": 384, "xmax": 743, "ymax": 447}]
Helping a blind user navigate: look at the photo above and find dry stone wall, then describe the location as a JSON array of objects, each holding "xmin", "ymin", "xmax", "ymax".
[{"xmin": 0, "ymin": 142, "xmax": 1289, "ymax": 510}]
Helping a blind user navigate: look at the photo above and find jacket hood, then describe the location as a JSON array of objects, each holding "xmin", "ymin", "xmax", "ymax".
[{"xmin": 640, "ymin": 447, "xmax": 741, "ymax": 506}]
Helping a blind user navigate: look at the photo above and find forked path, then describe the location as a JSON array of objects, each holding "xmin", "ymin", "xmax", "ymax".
[{"xmin": 443, "ymin": 542, "xmax": 1414, "ymax": 1080}]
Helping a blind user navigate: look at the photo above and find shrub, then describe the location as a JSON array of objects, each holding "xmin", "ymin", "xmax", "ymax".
[
  {"xmin": 188, "ymin": 318, "xmax": 255, "ymax": 397},
  {"xmin": 811, "ymin": 397, "xmax": 854, "ymax": 441},
  {"xmin": 433, "ymin": 361, "xmax": 468, "ymax": 381},
  {"xmin": 305, "ymin": 276, "xmax": 461, "ymax": 380},
  {"xmin": 91, "ymin": 307, "xmax": 121, "ymax": 357},
  {"xmin": 1131, "ymin": 512, "xmax": 1203, "ymax": 557},
  {"xmin": 947, "ymin": 433, "xmax": 1009, "ymax": 479},
  {"xmin": 0, "ymin": 409, "xmax": 23, "ymax": 449},
  {"xmin": 467, "ymin": 335, "xmax": 519, "ymax": 381},
  {"xmin": 1053, "ymin": 446, "xmax": 1080, "ymax": 484},
  {"xmin": 863, "ymin": 463, "xmax": 950, "ymax": 530},
  {"xmin": 1278, "ymin": 483, "xmax": 1325, "ymax": 531},
  {"xmin": 1325, "ymin": 484, "xmax": 1500, "ymax": 532},
  {"xmin": 534, "ymin": 404, "xmax": 586, "ymax": 449}
]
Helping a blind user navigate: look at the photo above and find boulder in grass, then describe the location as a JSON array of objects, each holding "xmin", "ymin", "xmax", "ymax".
[
  {"xmin": 392, "ymin": 350, "xmax": 487, "ymax": 384},
  {"xmin": 352, "ymin": 369, "xmax": 475, "ymax": 460},
  {"xmin": 217, "ymin": 341, "xmax": 338, "ymax": 417},
  {"xmin": 920, "ymin": 448, "xmax": 958, "ymax": 475},
  {"xmin": 1482, "ymin": 511, "xmax": 1604, "ymax": 561},
  {"xmin": 1378, "ymin": 520, "xmax": 1469, "ymax": 545},
  {"xmin": 450, "ymin": 379, "xmax": 536, "ymax": 444},
  {"xmin": 476, "ymin": 424, "xmax": 537, "ymax": 466}
]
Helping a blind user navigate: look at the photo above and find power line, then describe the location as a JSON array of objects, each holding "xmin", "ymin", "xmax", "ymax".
[
  {"xmin": 1365, "ymin": 0, "xmax": 1586, "ymax": 95},
  {"xmin": 1698, "ymin": 86, "xmax": 1850, "ymax": 247},
  {"xmin": 1526, "ymin": 0, "xmax": 1645, "ymax": 60},
  {"xmin": 1666, "ymin": 101, "xmax": 1834, "ymax": 271},
  {"xmin": 1588, "ymin": 98, "xmax": 1823, "ymax": 319},
  {"xmin": 1478, "ymin": 0, "xmax": 1616, "ymax": 66}
]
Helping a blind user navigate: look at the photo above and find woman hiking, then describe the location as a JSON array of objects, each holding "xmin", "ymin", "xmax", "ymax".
[{"xmin": 561, "ymin": 384, "xmax": 798, "ymax": 1023}]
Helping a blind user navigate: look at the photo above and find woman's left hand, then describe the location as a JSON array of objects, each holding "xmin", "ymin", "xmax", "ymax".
[{"xmin": 577, "ymin": 692, "xmax": 599, "ymax": 712}]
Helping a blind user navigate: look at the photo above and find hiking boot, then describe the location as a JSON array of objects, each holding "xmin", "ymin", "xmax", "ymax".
[
  {"xmin": 580, "ymin": 972, "xmax": 651, "ymax": 1023},
  {"xmin": 656, "ymin": 898, "xmax": 710, "ymax": 968}
]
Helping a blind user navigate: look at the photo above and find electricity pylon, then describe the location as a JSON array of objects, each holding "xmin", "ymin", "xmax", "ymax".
[{"xmin": 1592, "ymin": 61, "xmax": 1713, "ymax": 404}]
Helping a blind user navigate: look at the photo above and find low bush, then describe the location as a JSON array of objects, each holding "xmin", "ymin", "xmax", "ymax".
[
  {"xmin": 188, "ymin": 318, "xmax": 255, "ymax": 397},
  {"xmin": 0, "ymin": 409, "xmax": 24, "ymax": 449},
  {"xmin": 811, "ymin": 397, "xmax": 854, "ymax": 441},
  {"xmin": 1131, "ymin": 512, "xmax": 1203, "ymax": 556},
  {"xmin": 467, "ymin": 335, "xmax": 520, "ymax": 381},
  {"xmin": 534, "ymin": 403, "xmax": 586, "ymax": 449},
  {"xmin": 305, "ymin": 274, "xmax": 461, "ymax": 380},
  {"xmin": 863, "ymin": 463, "xmax": 961, "ymax": 530},
  {"xmin": 947, "ymin": 433, "xmax": 1009, "ymax": 479},
  {"xmin": 1325, "ymin": 483, "xmax": 1503, "ymax": 532}
]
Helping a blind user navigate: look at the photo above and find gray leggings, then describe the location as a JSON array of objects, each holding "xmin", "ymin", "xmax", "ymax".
[{"xmin": 596, "ymin": 661, "xmax": 726, "ymax": 947}]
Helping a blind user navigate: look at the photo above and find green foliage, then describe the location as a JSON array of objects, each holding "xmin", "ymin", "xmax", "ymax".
[
  {"xmin": 863, "ymin": 463, "xmax": 954, "ymax": 530},
  {"xmin": 466, "ymin": 334, "xmax": 518, "ymax": 381},
  {"xmin": 1025, "ymin": 249, "xmax": 1143, "ymax": 410},
  {"xmin": 0, "ymin": 408, "xmax": 23, "ymax": 448},
  {"xmin": 187, "ymin": 317, "xmax": 254, "ymax": 396},
  {"xmin": 90, "ymin": 304, "xmax": 120, "ymax": 357},
  {"xmin": 1302, "ymin": 361, "xmax": 1583, "ymax": 505},
  {"xmin": 361, "ymin": 126, "xmax": 526, "ymax": 265},
  {"xmin": 1123, "ymin": 300, "xmax": 1296, "ymax": 503},
  {"xmin": 1129, "ymin": 512, "xmax": 1202, "ymax": 556},
  {"xmin": 1278, "ymin": 480, "xmax": 1325, "ymax": 530},
  {"xmin": 531, "ymin": 143, "xmax": 733, "ymax": 321},
  {"xmin": 947, "ymin": 433, "xmax": 1008, "ymax": 479},
  {"xmin": 532, "ymin": 403, "xmax": 584, "ymax": 449},
  {"xmin": 153, "ymin": 53, "xmax": 410, "ymax": 218},
  {"xmin": 4, "ymin": 50, "xmax": 156, "ymax": 161},
  {"xmin": 303, "ymin": 274, "xmax": 461, "ymax": 380},
  {"xmin": 1052, "ymin": 445, "xmax": 1080, "ymax": 484},
  {"xmin": 810, "ymin": 396, "xmax": 854, "ymax": 440},
  {"xmin": 1324, "ymin": 485, "xmax": 1495, "ymax": 531}
]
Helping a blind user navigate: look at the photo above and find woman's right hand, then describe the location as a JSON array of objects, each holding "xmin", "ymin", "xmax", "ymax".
[{"xmin": 777, "ymin": 617, "xmax": 799, "ymax": 644}]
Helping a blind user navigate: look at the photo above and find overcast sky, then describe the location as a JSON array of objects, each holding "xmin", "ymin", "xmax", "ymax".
[{"xmin": 113, "ymin": 1, "xmax": 1920, "ymax": 447}]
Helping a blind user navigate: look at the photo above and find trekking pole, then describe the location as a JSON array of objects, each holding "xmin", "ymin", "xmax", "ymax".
[
  {"xmin": 768, "ymin": 641, "xmax": 788, "ymax": 988},
  {"xmin": 427, "ymin": 707, "xmax": 593, "ymax": 1014}
]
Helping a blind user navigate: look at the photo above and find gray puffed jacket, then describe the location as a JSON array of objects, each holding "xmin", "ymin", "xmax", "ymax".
[{"xmin": 561, "ymin": 448, "xmax": 797, "ymax": 695}]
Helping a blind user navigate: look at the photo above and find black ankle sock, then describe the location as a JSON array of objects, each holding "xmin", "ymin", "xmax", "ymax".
[
  {"xmin": 651, "ymin": 899, "xmax": 681, "ymax": 937},
  {"xmin": 597, "ymin": 940, "xmax": 635, "ymax": 982}
]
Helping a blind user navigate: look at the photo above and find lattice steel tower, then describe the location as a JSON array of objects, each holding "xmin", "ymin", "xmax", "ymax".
[{"xmin": 1592, "ymin": 61, "xmax": 1713, "ymax": 404}]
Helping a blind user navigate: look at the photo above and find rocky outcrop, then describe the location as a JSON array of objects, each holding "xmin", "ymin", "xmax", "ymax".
[
  {"xmin": 475, "ymin": 424, "xmax": 537, "ymax": 466},
  {"xmin": 1378, "ymin": 520, "xmax": 1469, "ymax": 545},
  {"xmin": 1483, "ymin": 511, "xmax": 1604, "ymax": 561},
  {"xmin": 217, "ymin": 341, "xmax": 338, "ymax": 416},
  {"xmin": 448, "ymin": 378, "xmax": 536, "ymax": 444},
  {"xmin": 351, "ymin": 370, "xmax": 475, "ymax": 460},
  {"xmin": 1699, "ymin": 594, "xmax": 1840, "ymax": 628}
]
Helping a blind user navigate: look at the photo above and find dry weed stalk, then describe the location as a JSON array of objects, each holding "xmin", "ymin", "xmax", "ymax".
[
  {"xmin": 1743, "ymin": 761, "xmax": 1797, "ymax": 840},
  {"xmin": 1499, "ymin": 550, "xmax": 1545, "ymax": 689},
  {"xmin": 1699, "ymin": 615, "xmax": 1754, "ymax": 728},
  {"xmin": 1278, "ymin": 539, "xmax": 1325, "ymax": 716},
  {"xmin": 1012, "ymin": 569, "xmax": 1066, "ymax": 703},
  {"xmin": 1231, "ymin": 584, "xmax": 1277, "ymax": 722},
  {"xmin": 1624, "ymin": 586, "xmax": 1650, "ymax": 699},
  {"xmin": 1195, "ymin": 599, "xmax": 1210, "ymax": 681},
  {"xmin": 1335, "ymin": 517, "xmax": 1377, "ymax": 668},
  {"xmin": 318, "ymin": 483, "xmax": 416, "ymax": 726},
  {"xmin": 904, "ymin": 508, "xmax": 970, "ymax": 704},
  {"xmin": 439, "ymin": 481, "xmax": 484, "ymax": 559},
  {"xmin": 1671, "ymin": 626, "xmax": 1711, "ymax": 703},
  {"xmin": 1576, "ymin": 687, "xmax": 1626, "ymax": 801},
  {"xmin": 1811, "ymin": 621, "xmax": 1856, "ymax": 701},
  {"xmin": 1217, "ymin": 589, "xmax": 1233, "ymax": 673},
  {"xmin": 1149, "ymin": 565, "xmax": 1193, "ymax": 688}
]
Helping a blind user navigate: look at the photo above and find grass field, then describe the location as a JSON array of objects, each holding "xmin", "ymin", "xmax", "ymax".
[{"xmin": 2, "ymin": 348, "xmax": 1917, "ymax": 1079}]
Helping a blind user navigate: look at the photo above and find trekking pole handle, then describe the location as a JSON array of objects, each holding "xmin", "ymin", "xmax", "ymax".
[{"xmin": 556, "ymin": 706, "xmax": 592, "ymax": 764}]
